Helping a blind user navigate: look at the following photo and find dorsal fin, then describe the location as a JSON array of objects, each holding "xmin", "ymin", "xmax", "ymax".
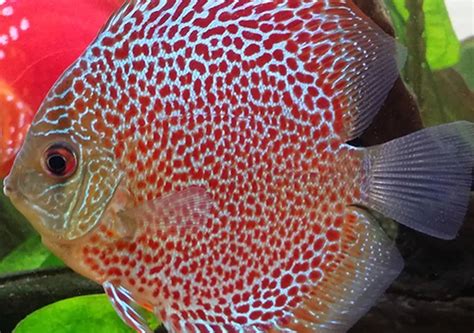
[{"xmin": 320, "ymin": 1, "xmax": 406, "ymax": 141}]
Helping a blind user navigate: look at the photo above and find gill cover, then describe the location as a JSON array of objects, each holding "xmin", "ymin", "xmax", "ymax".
[
  {"xmin": 65, "ymin": 146, "xmax": 124, "ymax": 240},
  {"xmin": 5, "ymin": 120, "xmax": 124, "ymax": 241}
]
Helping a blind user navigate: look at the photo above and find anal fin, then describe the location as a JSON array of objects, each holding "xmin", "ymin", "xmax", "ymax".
[{"xmin": 283, "ymin": 208, "xmax": 403, "ymax": 332}]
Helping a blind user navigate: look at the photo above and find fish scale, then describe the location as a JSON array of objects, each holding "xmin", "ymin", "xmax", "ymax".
[
  {"xmin": 6, "ymin": 0, "xmax": 474, "ymax": 332},
  {"xmin": 36, "ymin": 0, "xmax": 374, "ymax": 328}
]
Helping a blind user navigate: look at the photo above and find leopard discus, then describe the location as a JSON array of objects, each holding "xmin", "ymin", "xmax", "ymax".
[{"xmin": 5, "ymin": 0, "xmax": 473, "ymax": 332}]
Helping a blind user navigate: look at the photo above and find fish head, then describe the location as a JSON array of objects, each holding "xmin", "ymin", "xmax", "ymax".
[{"xmin": 3, "ymin": 74, "xmax": 124, "ymax": 243}]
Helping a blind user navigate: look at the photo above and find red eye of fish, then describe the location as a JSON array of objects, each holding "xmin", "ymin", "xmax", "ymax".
[{"xmin": 43, "ymin": 143, "xmax": 77, "ymax": 178}]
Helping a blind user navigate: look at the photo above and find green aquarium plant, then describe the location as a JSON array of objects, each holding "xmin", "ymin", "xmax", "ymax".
[
  {"xmin": 385, "ymin": 0, "xmax": 473, "ymax": 125},
  {"xmin": 14, "ymin": 294, "xmax": 159, "ymax": 333}
]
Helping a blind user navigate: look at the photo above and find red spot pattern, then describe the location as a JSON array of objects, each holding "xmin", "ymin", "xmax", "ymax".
[{"xmin": 36, "ymin": 0, "xmax": 385, "ymax": 330}]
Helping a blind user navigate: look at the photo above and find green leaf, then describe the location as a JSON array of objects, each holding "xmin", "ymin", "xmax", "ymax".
[
  {"xmin": 384, "ymin": 0, "xmax": 408, "ymax": 44},
  {"xmin": 387, "ymin": 0, "xmax": 409, "ymax": 20},
  {"xmin": 13, "ymin": 294, "xmax": 160, "ymax": 333},
  {"xmin": 39, "ymin": 252, "xmax": 66, "ymax": 268},
  {"xmin": 422, "ymin": 68, "xmax": 474, "ymax": 125},
  {"xmin": 384, "ymin": 0, "xmax": 470, "ymax": 125},
  {"xmin": 423, "ymin": 0, "xmax": 460, "ymax": 69},
  {"xmin": 455, "ymin": 37, "xmax": 474, "ymax": 90},
  {"xmin": 0, "ymin": 235, "xmax": 64, "ymax": 274},
  {"xmin": 0, "ymin": 192, "xmax": 33, "ymax": 259},
  {"xmin": 385, "ymin": 0, "xmax": 460, "ymax": 70}
]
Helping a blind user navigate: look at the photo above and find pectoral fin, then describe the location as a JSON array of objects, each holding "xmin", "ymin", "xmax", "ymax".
[
  {"xmin": 103, "ymin": 281, "xmax": 152, "ymax": 333},
  {"xmin": 118, "ymin": 186, "xmax": 214, "ymax": 233}
]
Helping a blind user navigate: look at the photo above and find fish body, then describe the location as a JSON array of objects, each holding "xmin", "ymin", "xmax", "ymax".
[
  {"xmin": 4, "ymin": 0, "xmax": 474, "ymax": 332},
  {"xmin": 0, "ymin": 0, "xmax": 121, "ymax": 177}
]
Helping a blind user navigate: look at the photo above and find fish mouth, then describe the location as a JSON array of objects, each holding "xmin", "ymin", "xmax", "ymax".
[
  {"xmin": 3, "ymin": 175, "xmax": 14, "ymax": 197},
  {"xmin": 4, "ymin": 184, "xmax": 51, "ymax": 233},
  {"xmin": 3, "ymin": 176, "xmax": 27, "ymax": 211},
  {"xmin": 3, "ymin": 175, "xmax": 77, "ymax": 243}
]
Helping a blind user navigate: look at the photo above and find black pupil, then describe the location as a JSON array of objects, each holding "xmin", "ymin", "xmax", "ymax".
[{"xmin": 47, "ymin": 154, "xmax": 67, "ymax": 175}]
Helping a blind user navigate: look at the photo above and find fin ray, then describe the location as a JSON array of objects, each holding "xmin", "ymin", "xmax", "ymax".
[
  {"xmin": 118, "ymin": 186, "xmax": 213, "ymax": 232},
  {"xmin": 334, "ymin": 23, "xmax": 406, "ymax": 141},
  {"xmin": 360, "ymin": 121, "xmax": 474, "ymax": 239},
  {"xmin": 104, "ymin": 281, "xmax": 153, "ymax": 333},
  {"xmin": 282, "ymin": 208, "xmax": 403, "ymax": 332}
]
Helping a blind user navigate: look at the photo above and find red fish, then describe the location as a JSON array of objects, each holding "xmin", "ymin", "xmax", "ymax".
[
  {"xmin": 4, "ymin": 0, "xmax": 474, "ymax": 332},
  {"xmin": 0, "ymin": 80, "xmax": 34, "ymax": 177},
  {"xmin": 0, "ymin": 0, "xmax": 122, "ymax": 177}
]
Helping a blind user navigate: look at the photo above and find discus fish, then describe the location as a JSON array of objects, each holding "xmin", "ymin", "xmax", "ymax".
[{"xmin": 4, "ymin": 0, "xmax": 474, "ymax": 332}]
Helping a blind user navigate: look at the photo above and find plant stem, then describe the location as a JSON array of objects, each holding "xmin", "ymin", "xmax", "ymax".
[{"xmin": 405, "ymin": 0, "xmax": 426, "ymax": 104}]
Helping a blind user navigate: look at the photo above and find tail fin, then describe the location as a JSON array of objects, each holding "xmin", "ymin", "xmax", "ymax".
[{"xmin": 360, "ymin": 121, "xmax": 474, "ymax": 240}]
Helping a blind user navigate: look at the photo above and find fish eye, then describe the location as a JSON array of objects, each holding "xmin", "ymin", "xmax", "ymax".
[{"xmin": 43, "ymin": 143, "xmax": 77, "ymax": 178}]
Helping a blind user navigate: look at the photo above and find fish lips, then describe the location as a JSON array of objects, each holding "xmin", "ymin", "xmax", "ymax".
[
  {"xmin": 3, "ymin": 167, "xmax": 92, "ymax": 244},
  {"xmin": 3, "ymin": 174, "xmax": 71, "ymax": 242}
]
